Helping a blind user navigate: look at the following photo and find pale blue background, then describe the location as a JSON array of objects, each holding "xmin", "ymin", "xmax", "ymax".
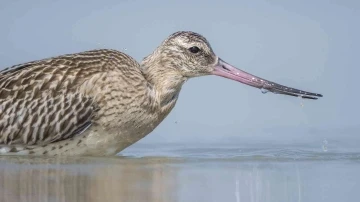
[{"xmin": 0, "ymin": 0, "xmax": 358, "ymax": 150}]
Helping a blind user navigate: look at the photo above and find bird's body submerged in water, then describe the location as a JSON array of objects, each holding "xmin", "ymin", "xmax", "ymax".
[{"xmin": 0, "ymin": 31, "xmax": 322, "ymax": 156}]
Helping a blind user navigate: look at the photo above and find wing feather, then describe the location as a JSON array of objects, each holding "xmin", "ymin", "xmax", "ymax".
[
  {"xmin": 0, "ymin": 49, "xmax": 119, "ymax": 146},
  {"xmin": 0, "ymin": 92, "xmax": 98, "ymax": 145}
]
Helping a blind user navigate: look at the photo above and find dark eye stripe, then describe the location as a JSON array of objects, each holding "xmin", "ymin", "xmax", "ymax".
[{"xmin": 188, "ymin": 46, "xmax": 200, "ymax": 53}]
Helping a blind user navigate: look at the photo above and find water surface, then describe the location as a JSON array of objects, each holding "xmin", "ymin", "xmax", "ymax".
[{"xmin": 0, "ymin": 144, "xmax": 359, "ymax": 202}]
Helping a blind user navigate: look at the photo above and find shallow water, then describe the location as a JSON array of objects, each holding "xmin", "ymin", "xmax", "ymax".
[{"xmin": 0, "ymin": 144, "xmax": 359, "ymax": 202}]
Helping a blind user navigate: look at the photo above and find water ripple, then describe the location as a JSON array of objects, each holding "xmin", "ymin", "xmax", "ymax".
[{"xmin": 122, "ymin": 146, "xmax": 360, "ymax": 162}]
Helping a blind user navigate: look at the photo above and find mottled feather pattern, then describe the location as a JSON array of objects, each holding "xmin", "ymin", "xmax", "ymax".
[
  {"xmin": 0, "ymin": 93, "xmax": 97, "ymax": 145},
  {"xmin": 0, "ymin": 49, "xmax": 143, "ymax": 148}
]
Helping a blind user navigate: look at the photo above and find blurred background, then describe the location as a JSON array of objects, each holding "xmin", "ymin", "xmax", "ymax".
[{"xmin": 0, "ymin": 0, "xmax": 358, "ymax": 150}]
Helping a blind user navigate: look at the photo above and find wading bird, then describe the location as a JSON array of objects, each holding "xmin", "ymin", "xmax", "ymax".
[{"xmin": 0, "ymin": 31, "xmax": 322, "ymax": 156}]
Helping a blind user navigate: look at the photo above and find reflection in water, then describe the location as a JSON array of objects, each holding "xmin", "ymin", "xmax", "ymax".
[
  {"xmin": 0, "ymin": 156, "xmax": 178, "ymax": 202},
  {"xmin": 0, "ymin": 155, "xmax": 359, "ymax": 202}
]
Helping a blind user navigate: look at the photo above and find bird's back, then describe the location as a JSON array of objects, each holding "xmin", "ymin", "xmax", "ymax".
[{"xmin": 0, "ymin": 49, "xmax": 147, "ymax": 150}]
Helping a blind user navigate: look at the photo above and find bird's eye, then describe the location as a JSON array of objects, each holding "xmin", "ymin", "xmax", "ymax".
[{"xmin": 188, "ymin": 46, "xmax": 200, "ymax": 53}]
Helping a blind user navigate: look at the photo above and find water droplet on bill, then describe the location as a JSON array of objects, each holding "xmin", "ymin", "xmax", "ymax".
[
  {"xmin": 298, "ymin": 95, "xmax": 304, "ymax": 107},
  {"xmin": 260, "ymin": 88, "xmax": 269, "ymax": 94}
]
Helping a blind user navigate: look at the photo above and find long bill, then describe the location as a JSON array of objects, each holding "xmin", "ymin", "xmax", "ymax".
[{"xmin": 212, "ymin": 58, "xmax": 323, "ymax": 100}]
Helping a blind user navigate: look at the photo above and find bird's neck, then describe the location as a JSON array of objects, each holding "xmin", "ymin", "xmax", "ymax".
[{"xmin": 141, "ymin": 58, "xmax": 187, "ymax": 112}]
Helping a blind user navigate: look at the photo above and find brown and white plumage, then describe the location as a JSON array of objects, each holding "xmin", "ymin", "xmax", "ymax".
[
  {"xmin": 0, "ymin": 49, "xmax": 153, "ymax": 155},
  {"xmin": 0, "ymin": 31, "xmax": 322, "ymax": 156}
]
